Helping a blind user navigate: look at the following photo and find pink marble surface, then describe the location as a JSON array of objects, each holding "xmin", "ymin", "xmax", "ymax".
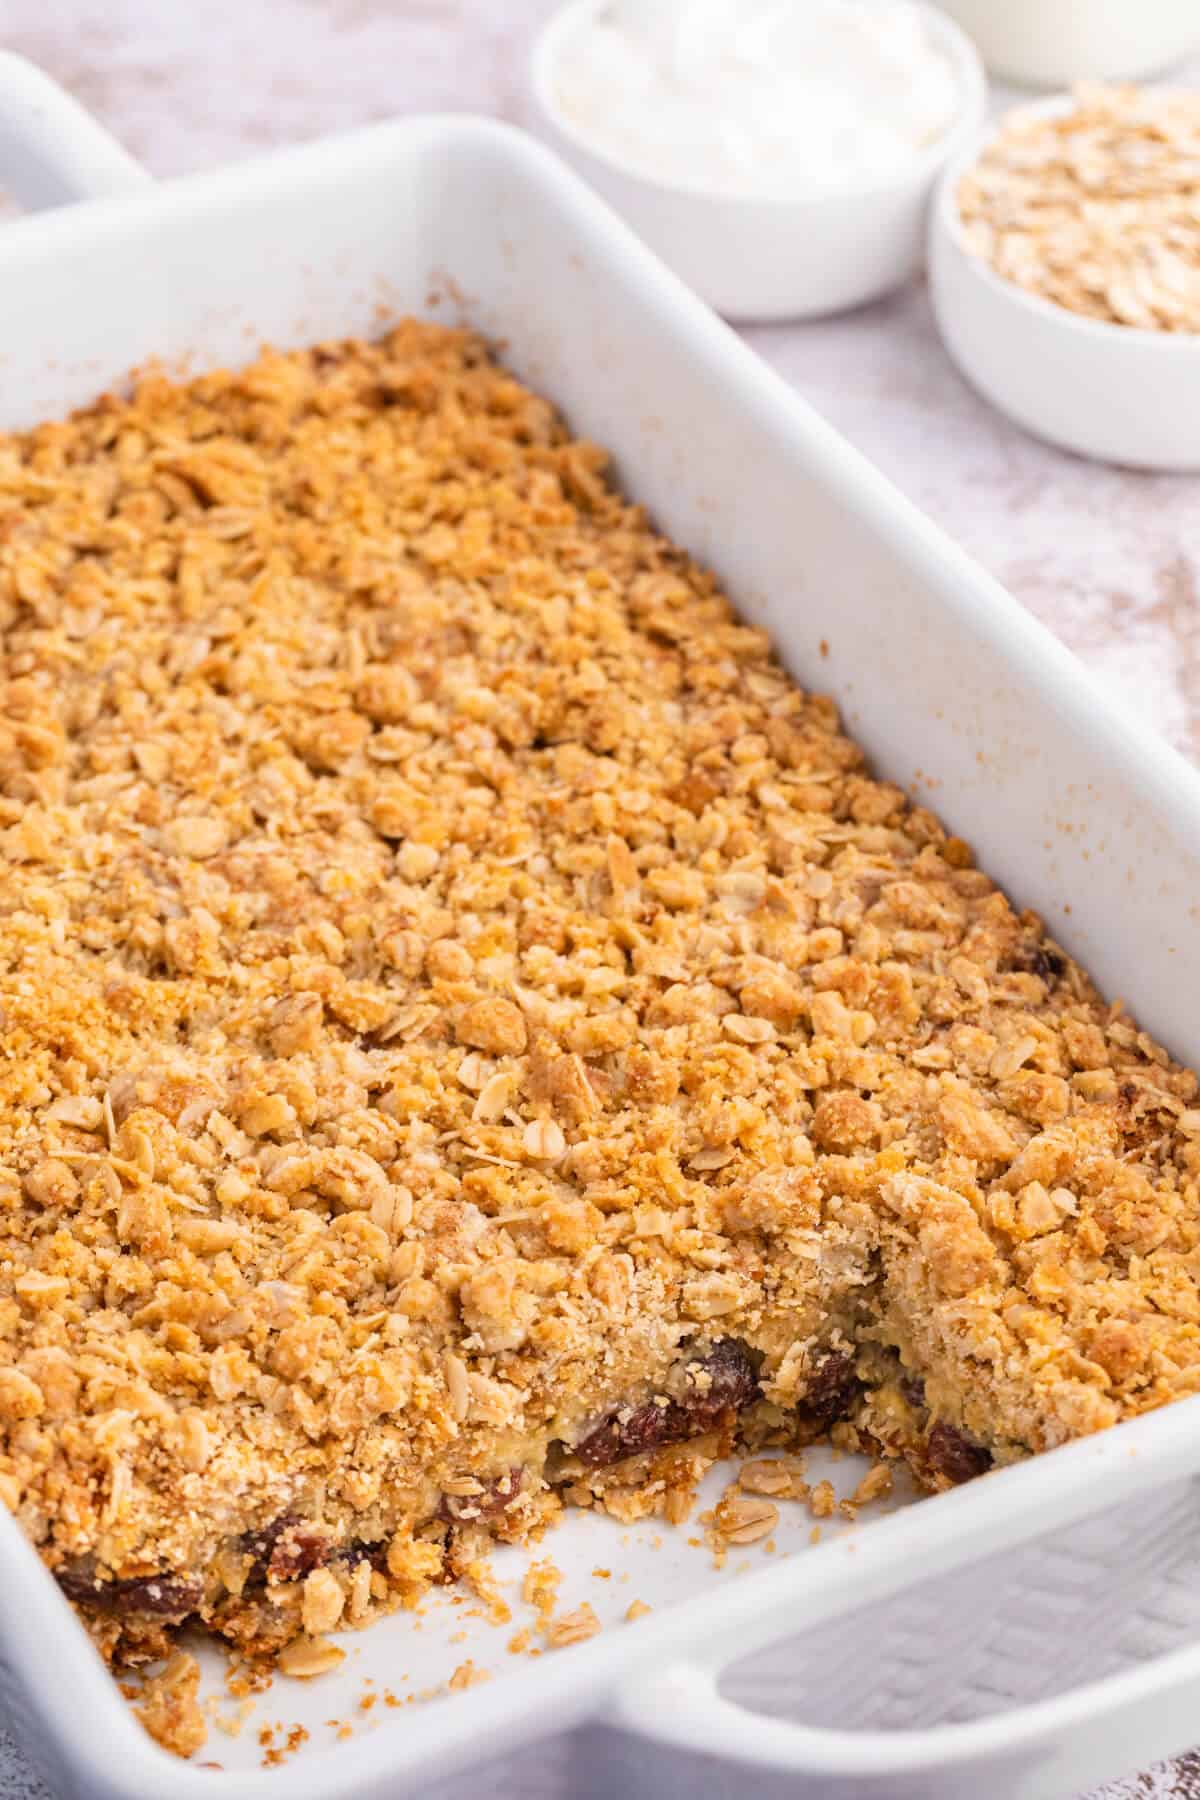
[{"xmin": 2, "ymin": 4, "xmax": 1200, "ymax": 1797}]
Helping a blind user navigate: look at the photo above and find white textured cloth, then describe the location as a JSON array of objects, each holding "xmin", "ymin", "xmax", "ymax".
[{"xmin": 1, "ymin": 5, "xmax": 1199, "ymax": 1795}]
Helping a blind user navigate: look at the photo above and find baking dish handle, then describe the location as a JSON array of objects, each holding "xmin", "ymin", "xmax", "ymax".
[
  {"xmin": 0, "ymin": 53, "xmax": 150, "ymax": 211},
  {"xmin": 608, "ymin": 1639, "xmax": 1200, "ymax": 1797}
]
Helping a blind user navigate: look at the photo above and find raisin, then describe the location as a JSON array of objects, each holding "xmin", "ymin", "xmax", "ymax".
[
  {"xmin": 240, "ymin": 1515, "xmax": 328, "ymax": 1585},
  {"xmin": 572, "ymin": 1338, "xmax": 759, "ymax": 1469},
  {"xmin": 801, "ymin": 1351, "xmax": 861, "ymax": 1429},
  {"xmin": 239, "ymin": 1519, "xmax": 288, "ymax": 1585},
  {"xmin": 57, "ymin": 1561, "xmax": 202, "ymax": 1619},
  {"xmin": 573, "ymin": 1401, "xmax": 675, "ymax": 1468},
  {"xmin": 270, "ymin": 1525, "xmax": 329, "ymax": 1581},
  {"xmin": 438, "ymin": 1469, "xmax": 523, "ymax": 1524},
  {"xmin": 1008, "ymin": 943, "xmax": 1065, "ymax": 982},
  {"xmin": 697, "ymin": 1337, "xmax": 761, "ymax": 1411},
  {"xmin": 340, "ymin": 1540, "xmax": 387, "ymax": 1571},
  {"xmin": 926, "ymin": 1420, "xmax": 991, "ymax": 1484}
]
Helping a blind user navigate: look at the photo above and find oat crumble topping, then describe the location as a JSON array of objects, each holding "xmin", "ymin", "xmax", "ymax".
[{"xmin": 4, "ymin": 321, "xmax": 1200, "ymax": 1720}]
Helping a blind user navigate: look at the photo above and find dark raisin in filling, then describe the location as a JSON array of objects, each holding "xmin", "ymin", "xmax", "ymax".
[
  {"xmin": 926, "ymin": 1420, "xmax": 992, "ymax": 1484},
  {"xmin": 572, "ymin": 1338, "xmax": 759, "ymax": 1469},
  {"xmin": 56, "ymin": 1563, "xmax": 202, "ymax": 1620},
  {"xmin": 800, "ymin": 1351, "xmax": 862, "ymax": 1429},
  {"xmin": 239, "ymin": 1515, "xmax": 330, "ymax": 1586}
]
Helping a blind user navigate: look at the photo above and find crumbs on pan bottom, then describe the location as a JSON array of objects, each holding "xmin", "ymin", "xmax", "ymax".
[{"xmin": 128, "ymin": 1451, "xmax": 889, "ymax": 1763}]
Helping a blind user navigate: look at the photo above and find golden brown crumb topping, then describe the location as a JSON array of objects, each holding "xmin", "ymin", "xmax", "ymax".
[{"xmin": 2, "ymin": 322, "xmax": 1200, "ymax": 1644}]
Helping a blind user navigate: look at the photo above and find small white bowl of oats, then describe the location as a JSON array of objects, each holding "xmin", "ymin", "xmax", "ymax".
[{"xmin": 930, "ymin": 87, "xmax": 1200, "ymax": 470}]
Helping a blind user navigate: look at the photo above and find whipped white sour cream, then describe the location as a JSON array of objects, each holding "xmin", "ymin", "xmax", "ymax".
[{"xmin": 550, "ymin": 0, "xmax": 964, "ymax": 199}]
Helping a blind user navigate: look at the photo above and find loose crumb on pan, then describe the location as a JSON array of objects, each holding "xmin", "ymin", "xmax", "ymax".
[
  {"xmin": 521, "ymin": 1560, "xmax": 564, "ymax": 1626},
  {"xmin": 460, "ymin": 1556, "xmax": 512, "ymax": 1627},
  {"xmin": 448, "ymin": 1658, "xmax": 491, "ymax": 1691},
  {"xmin": 135, "ymin": 1651, "xmax": 206, "ymax": 1759},
  {"xmin": 808, "ymin": 1481, "xmax": 837, "ymax": 1520},
  {"xmin": 261, "ymin": 1722, "xmax": 310, "ymax": 1768},
  {"xmin": 205, "ymin": 1690, "xmax": 256, "ymax": 1739},
  {"xmin": 851, "ymin": 1462, "xmax": 893, "ymax": 1507},
  {"xmin": 542, "ymin": 1603, "xmax": 601, "ymax": 1649}
]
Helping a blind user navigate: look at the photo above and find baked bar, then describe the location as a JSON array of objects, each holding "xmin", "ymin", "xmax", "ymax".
[{"xmin": 2, "ymin": 322, "xmax": 1199, "ymax": 1672}]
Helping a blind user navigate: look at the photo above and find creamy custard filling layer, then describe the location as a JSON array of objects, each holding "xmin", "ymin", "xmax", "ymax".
[{"xmin": 3, "ymin": 322, "xmax": 1200, "ymax": 1674}]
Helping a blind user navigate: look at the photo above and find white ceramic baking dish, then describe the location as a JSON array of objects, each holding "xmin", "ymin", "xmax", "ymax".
[{"xmin": 5, "ymin": 49, "xmax": 1200, "ymax": 1800}]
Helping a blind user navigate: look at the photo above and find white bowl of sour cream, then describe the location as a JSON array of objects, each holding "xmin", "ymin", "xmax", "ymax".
[{"xmin": 530, "ymin": 0, "xmax": 987, "ymax": 322}]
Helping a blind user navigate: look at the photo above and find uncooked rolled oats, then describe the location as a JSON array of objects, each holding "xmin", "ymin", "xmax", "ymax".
[{"xmin": 958, "ymin": 85, "xmax": 1200, "ymax": 330}]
